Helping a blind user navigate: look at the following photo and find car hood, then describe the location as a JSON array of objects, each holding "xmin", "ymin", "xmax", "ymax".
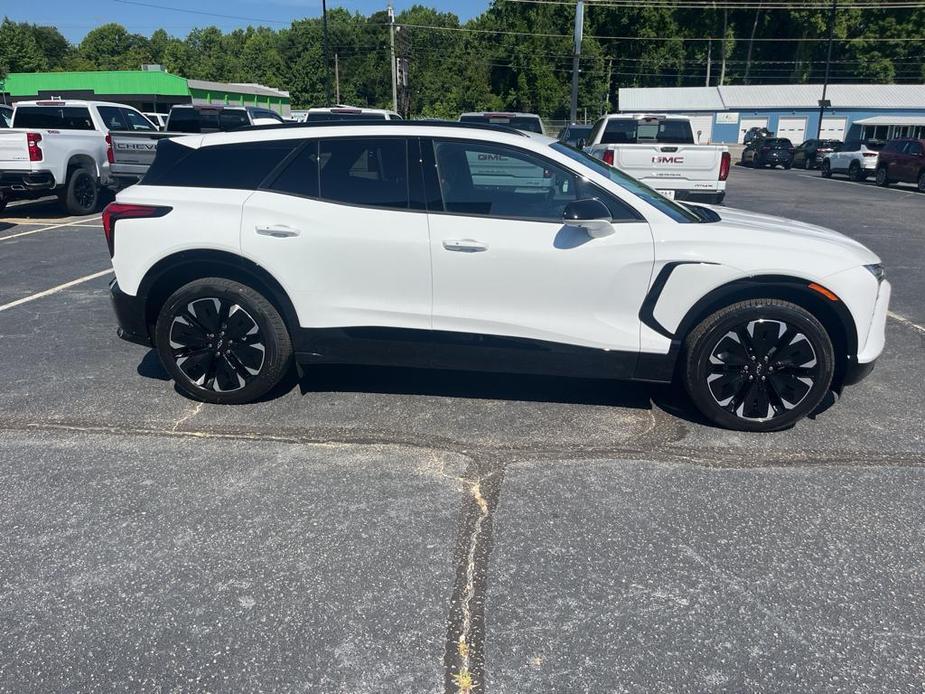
[{"xmin": 690, "ymin": 205, "xmax": 881, "ymax": 272}]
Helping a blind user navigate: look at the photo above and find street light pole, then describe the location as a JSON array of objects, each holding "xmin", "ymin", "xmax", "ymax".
[
  {"xmin": 322, "ymin": 0, "xmax": 331, "ymax": 105},
  {"xmin": 817, "ymin": 0, "xmax": 837, "ymax": 137},
  {"xmin": 389, "ymin": 2, "xmax": 398, "ymax": 113},
  {"xmin": 569, "ymin": 0, "xmax": 584, "ymax": 124}
]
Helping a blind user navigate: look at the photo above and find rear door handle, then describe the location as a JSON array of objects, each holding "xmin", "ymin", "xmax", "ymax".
[
  {"xmin": 256, "ymin": 224, "xmax": 301, "ymax": 238},
  {"xmin": 443, "ymin": 239, "xmax": 488, "ymax": 253}
]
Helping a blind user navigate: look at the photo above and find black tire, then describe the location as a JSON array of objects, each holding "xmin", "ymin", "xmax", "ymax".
[
  {"xmin": 154, "ymin": 278, "xmax": 293, "ymax": 404},
  {"xmin": 821, "ymin": 159, "xmax": 832, "ymax": 178},
  {"xmin": 918, "ymin": 171, "xmax": 925, "ymax": 193},
  {"xmin": 0, "ymin": 193, "xmax": 6, "ymax": 214},
  {"xmin": 848, "ymin": 161, "xmax": 863, "ymax": 182},
  {"xmin": 59, "ymin": 168, "xmax": 99, "ymax": 215},
  {"xmin": 802, "ymin": 156, "xmax": 811, "ymax": 170},
  {"xmin": 683, "ymin": 299, "xmax": 835, "ymax": 432},
  {"xmin": 875, "ymin": 166, "xmax": 889, "ymax": 187},
  {"xmin": 784, "ymin": 162, "xmax": 792, "ymax": 170}
]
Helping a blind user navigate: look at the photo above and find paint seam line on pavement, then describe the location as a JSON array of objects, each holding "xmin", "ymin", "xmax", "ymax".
[
  {"xmin": 0, "ymin": 217, "xmax": 101, "ymax": 241},
  {"xmin": 888, "ymin": 311, "xmax": 925, "ymax": 335},
  {"xmin": 0, "ymin": 269, "xmax": 113, "ymax": 313}
]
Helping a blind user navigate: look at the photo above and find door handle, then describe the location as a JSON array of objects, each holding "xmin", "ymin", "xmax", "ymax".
[
  {"xmin": 443, "ymin": 239, "xmax": 488, "ymax": 253},
  {"xmin": 256, "ymin": 224, "xmax": 301, "ymax": 238}
]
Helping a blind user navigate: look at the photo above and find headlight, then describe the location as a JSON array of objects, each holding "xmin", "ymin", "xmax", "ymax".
[{"xmin": 864, "ymin": 264, "xmax": 885, "ymax": 283}]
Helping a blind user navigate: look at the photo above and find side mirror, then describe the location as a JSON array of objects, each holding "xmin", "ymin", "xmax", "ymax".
[{"xmin": 563, "ymin": 198, "xmax": 614, "ymax": 238}]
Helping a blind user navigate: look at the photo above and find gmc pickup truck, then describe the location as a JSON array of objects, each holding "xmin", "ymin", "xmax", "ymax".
[
  {"xmin": 584, "ymin": 114, "xmax": 730, "ymax": 204},
  {"xmin": 0, "ymin": 99, "xmax": 157, "ymax": 214}
]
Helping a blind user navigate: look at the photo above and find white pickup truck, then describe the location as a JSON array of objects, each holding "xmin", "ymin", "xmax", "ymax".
[
  {"xmin": 584, "ymin": 114, "xmax": 730, "ymax": 204},
  {"xmin": 0, "ymin": 99, "xmax": 156, "ymax": 214}
]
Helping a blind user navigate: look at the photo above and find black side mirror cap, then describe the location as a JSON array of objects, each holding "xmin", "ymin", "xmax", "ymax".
[{"xmin": 563, "ymin": 198, "xmax": 612, "ymax": 223}]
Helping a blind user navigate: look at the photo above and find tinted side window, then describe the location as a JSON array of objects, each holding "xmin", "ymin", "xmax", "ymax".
[
  {"xmin": 98, "ymin": 106, "xmax": 128, "ymax": 131},
  {"xmin": 167, "ymin": 109, "xmax": 203, "ymax": 133},
  {"xmin": 601, "ymin": 119, "xmax": 636, "ymax": 144},
  {"xmin": 266, "ymin": 141, "xmax": 320, "ymax": 198},
  {"xmin": 13, "ymin": 106, "xmax": 94, "ymax": 130},
  {"xmin": 318, "ymin": 138, "xmax": 409, "ymax": 209},
  {"xmin": 144, "ymin": 140, "xmax": 298, "ymax": 189},
  {"xmin": 122, "ymin": 108, "xmax": 156, "ymax": 132},
  {"xmin": 432, "ymin": 140, "xmax": 638, "ymax": 222},
  {"xmin": 220, "ymin": 110, "xmax": 251, "ymax": 130},
  {"xmin": 909, "ymin": 142, "xmax": 924, "ymax": 156},
  {"xmin": 306, "ymin": 112, "xmax": 387, "ymax": 122}
]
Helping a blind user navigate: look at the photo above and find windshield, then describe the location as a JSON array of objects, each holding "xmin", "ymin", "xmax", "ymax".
[
  {"xmin": 460, "ymin": 114, "xmax": 544, "ymax": 134},
  {"xmin": 550, "ymin": 142, "xmax": 700, "ymax": 223}
]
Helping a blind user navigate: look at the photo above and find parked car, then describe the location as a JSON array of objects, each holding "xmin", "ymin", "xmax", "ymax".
[
  {"xmin": 144, "ymin": 112, "xmax": 169, "ymax": 130},
  {"xmin": 103, "ymin": 121, "xmax": 888, "ymax": 432},
  {"xmin": 743, "ymin": 126, "xmax": 772, "ymax": 145},
  {"xmin": 557, "ymin": 123, "xmax": 593, "ymax": 148},
  {"xmin": 0, "ymin": 105, "xmax": 12, "ymax": 128},
  {"xmin": 108, "ymin": 105, "xmax": 286, "ymax": 189},
  {"xmin": 874, "ymin": 138, "xmax": 925, "ymax": 191},
  {"xmin": 584, "ymin": 113, "xmax": 730, "ymax": 204},
  {"xmin": 741, "ymin": 138, "xmax": 794, "ymax": 169},
  {"xmin": 820, "ymin": 139, "xmax": 884, "ymax": 181},
  {"xmin": 303, "ymin": 106, "xmax": 402, "ymax": 122},
  {"xmin": 793, "ymin": 139, "xmax": 842, "ymax": 169},
  {"xmin": 459, "ymin": 112, "xmax": 544, "ymax": 135},
  {"xmin": 0, "ymin": 99, "xmax": 157, "ymax": 214}
]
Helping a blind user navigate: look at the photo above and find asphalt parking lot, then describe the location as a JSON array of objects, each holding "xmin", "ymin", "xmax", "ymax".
[{"xmin": 1, "ymin": 169, "xmax": 922, "ymax": 692}]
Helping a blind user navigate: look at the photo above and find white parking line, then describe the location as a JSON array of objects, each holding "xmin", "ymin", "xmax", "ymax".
[
  {"xmin": 0, "ymin": 216, "xmax": 101, "ymax": 241},
  {"xmin": 0, "ymin": 269, "xmax": 113, "ymax": 313},
  {"xmin": 888, "ymin": 311, "xmax": 925, "ymax": 335}
]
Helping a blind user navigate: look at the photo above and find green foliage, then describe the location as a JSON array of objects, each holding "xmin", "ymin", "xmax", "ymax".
[{"xmin": 3, "ymin": 4, "xmax": 924, "ymax": 117}]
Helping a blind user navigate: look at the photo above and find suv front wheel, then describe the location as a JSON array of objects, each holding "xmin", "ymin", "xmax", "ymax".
[
  {"xmin": 154, "ymin": 278, "xmax": 293, "ymax": 404},
  {"xmin": 683, "ymin": 299, "xmax": 835, "ymax": 432}
]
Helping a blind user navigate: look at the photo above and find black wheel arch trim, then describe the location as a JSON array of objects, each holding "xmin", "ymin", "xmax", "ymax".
[{"xmin": 136, "ymin": 249, "xmax": 300, "ymax": 341}]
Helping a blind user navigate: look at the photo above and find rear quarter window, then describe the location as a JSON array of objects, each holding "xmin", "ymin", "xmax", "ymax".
[{"xmin": 143, "ymin": 140, "xmax": 299, "ymax": 190}]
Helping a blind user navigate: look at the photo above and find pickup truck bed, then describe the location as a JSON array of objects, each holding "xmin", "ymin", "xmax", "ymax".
[{"xmin": 109, "ymin": 131, "xmax": 178, "ymax": 188}]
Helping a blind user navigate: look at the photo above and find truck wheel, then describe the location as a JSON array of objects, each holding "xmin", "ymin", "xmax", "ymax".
[
  {"xmin": 875, "ymin": 167, "xmax": 889, "ymax": 187},
  {"xmin": 60, "ymin": 168, "xmax": 99, "ymax": 216}
]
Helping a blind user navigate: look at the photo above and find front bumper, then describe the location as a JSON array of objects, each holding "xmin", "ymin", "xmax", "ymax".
[{"xmin": 110, "ymin": 279, "xmax": 152, "ymax": 347}]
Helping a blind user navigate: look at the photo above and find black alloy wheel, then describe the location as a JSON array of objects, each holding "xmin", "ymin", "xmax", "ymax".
[
  {"xmin": 848, "ymin": 161, "xmax": 863, "ymax": 182},
  {"xmin": 917, "ymin": 171, "xmax": 925, "ymax": 193},
  {"xmin": 684, "ymin": 299, "xmax": 834, "ymax": 432},
  {"xmin": 155, "ymin": 278, "xmax": 293, "ymax": 404},
  {"xmin": 875, "ymin": 166, "xmax": 890, "ymax": 187},
  {"xmin": 821, "ymin": 159, "xmax": 832, "ymax": 178},
  {"xmin": 61, "ymin": 168, "xmax": 99, "ymax": 215}
]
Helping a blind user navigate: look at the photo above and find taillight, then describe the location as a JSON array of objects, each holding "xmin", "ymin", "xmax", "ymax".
[
  {"xmin": 602, "ymin": 149, "xmax": 615, "ymax": 166},
  {"xmin": 863, "ymin": 152, "xmax": 878, "ymax": 158},
  {"xmin": 719, "ymin": 151, "xmax": 731, "ymax": 181},
  {"xmin": 101, "ymin": 202, "xmax": 172, "ymax": 258},
  {"xmin": 27, "ymin": 132, "xmax": 43, "ymax": 162},
  {"xmin": 105, "ymin": 134, "xmax": 114, "ymax": 164}
]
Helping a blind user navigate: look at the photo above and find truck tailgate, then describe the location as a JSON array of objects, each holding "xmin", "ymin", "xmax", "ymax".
[
  {"xmin": 0, "ymin": 131, "xmax": 30, "ymax": 168},
  {"xmin": 616, "ymin": 144, "xmax": 723, "ymax": 184},
  {"xmin": 110, "ymin": 131, "xmax": 176, "ymax": 175}
]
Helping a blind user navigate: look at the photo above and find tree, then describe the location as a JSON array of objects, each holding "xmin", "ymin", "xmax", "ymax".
[{"xmin": 0, "ymin": 19, "xmax": 48, "ymax": 78}]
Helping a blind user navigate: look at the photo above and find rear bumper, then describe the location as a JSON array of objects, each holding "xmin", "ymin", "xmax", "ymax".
[
  {"xmin": 110, "ymin": 279, "xmax": 151, "ymax": 347},
  {"xmin": 0, "ymin": 169, "xmax": 57, "ymax": 191},
  {"xmin": 842, "ymin": 358, "xmax": 877, "ymax": 387},
  {"xmin": 675, "ymin": 190, "xmax": 725, "ymax": 205}
]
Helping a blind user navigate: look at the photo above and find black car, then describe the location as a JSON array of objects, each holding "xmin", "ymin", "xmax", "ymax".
[
  {"xmin": 558, "ymin": 123, "xmax": 593, "ymax": 148},
  {"xmin": 793, "ymin": 139, "xmax": 842, "ymax": 169},
  {"xmin": 741, "ymin": 137, "xmax": 795, "ymax": 169},
  {"xmin": 743, "ymin": 126, "xmax": 772, "ymax": 145}
]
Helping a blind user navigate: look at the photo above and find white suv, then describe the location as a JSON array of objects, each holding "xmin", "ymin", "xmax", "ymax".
[{"xmin": 104, "ymin": 122, "xmax": 890, "ymax": 431}]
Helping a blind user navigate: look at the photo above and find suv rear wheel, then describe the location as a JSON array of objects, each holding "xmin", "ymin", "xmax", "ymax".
[
  {"xmin": 917, "ymin": 170, "xmax": 925, "ymax": 193},
  {"xmin": 848, "ymin": 161, "xmax": 863, "ymax": 181},
  {"xmin": 683, "ymin": 299, "xmax": 835, "ymax": 432},
  {"xmin": 154, "ymin": 278, "xmax": 293, "ymax": 404},
  {"xmin": 875, "ymin": 166, "xmax": 890, "ymax": 187},
  {"xmin": 820, "ymin": 159, "xmax": 832, "ymax": 178}
]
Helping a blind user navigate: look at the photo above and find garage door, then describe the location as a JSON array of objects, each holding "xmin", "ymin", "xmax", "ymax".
[
  {"xmin": 820, "ymin": 117, "xmax": 847, "ymax": 140},
  {"xmin": 777, "ymin": 117, "xmax": 807, "ymax": 144},
  {"xmin": 740, "ymin": 117, "xmax": 768, "ymax": 143},
  {"xmin": 688, "ymin": 115, "xmax": 713, "ymax": 144}
]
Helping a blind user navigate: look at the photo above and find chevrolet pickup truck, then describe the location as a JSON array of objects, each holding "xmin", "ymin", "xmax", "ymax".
[
  {"xmin": 108, "ymin": 104, "xmax": 285, "ymax": 188},
  {"xmin": 0, "ymin": 99, "xmax": 157, "ymax": 214},
  {"xmin": 584, "ymin": 114, "xmax": 730, "ymax": 204}
]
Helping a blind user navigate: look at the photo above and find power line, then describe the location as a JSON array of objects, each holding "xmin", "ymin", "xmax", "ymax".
[{"xmin": 503, "ymin": 0, "xmax": 925, "ymax": 8}]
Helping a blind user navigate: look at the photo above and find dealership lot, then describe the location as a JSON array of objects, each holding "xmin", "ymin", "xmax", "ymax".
[{"xmin": 0, "ymin": 168, "xmax": 922, "ymax": 691}]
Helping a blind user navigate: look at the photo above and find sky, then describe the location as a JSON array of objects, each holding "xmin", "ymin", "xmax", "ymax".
[{"xmin": 4, "ymin": 0, "xmax": 491, "ymax": 43}]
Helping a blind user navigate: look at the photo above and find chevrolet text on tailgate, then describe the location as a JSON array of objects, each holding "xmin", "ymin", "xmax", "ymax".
[{"xmin": 585, "ymin": 114, "xmax": 730, "ymax": 204}]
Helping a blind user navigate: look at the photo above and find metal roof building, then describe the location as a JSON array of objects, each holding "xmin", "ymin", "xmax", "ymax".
[
  {"xmin": 0, "ymin": 69, "xmax": 290, "ymax": 116},
  {"xmin": 618, "ymin": 84, "xmax": 925, "ymax": 144}
]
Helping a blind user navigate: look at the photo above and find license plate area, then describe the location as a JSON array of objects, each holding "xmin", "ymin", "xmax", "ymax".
[{"xmin": 657, "ymin": 189, "xmax": 676, "ymax": 200}]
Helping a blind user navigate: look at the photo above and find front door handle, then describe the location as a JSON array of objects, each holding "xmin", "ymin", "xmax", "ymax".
[
  {"xmin": 256, "ymin": 224, "xmax": 301, "ymax": 238},
  {"xmin": 443, "ymin": 239, "xmax": 488, "ymax": 253}
]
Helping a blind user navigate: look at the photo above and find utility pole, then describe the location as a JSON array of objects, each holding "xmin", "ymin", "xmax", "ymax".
[
  {"xmin": 817, "ymin": 0, "xmax": 837, "ymax": 137},
  {"xmin": 706, "ymin": 39, "xmax": 712, "ymax": 86},
  {"xmin": 719, "ymin": 7, "xmax": 727, "ymax": 85},
  {"xmin": 334, "ymin": 53, "xmax": 340, "ymax": 104},
  {"xmin": 744, "ymin": 2, "xmax": 762, "ymax": 84},
  {"xmin": 570, "ymin": 0, "xmax": 585, "ymax": 124},
  {"xmin": 322, "ymin": 0, "xmax": 331, "ymax": 105},
  {"xmin": 389, "ymin": 2, "xmax": 398, "ymax": 113},
  {"xmin": 604, "ymin": 58, "xmax": 613, "ymax": 115}
]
